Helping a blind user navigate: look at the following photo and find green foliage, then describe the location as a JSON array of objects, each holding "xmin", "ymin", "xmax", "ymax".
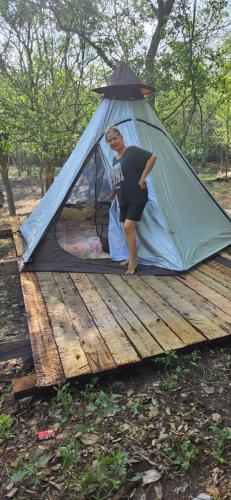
[
  {"xmin": 153, "ymin": 350, "xmax": 187, "ymax": 390},
  {"xmin": 11, "ymin": 448, "xmax": 52, "ymax": 486},
  {"xmin": 186, "ymin": 350, "xmax": 199, "ymax": 362},
  {"xmin": 163, "ymin": 439, "xmax": 199, "ymax": 470},
  {"xmin": 0, "ymin": 414, "xmax": 13, "ymax": 439},
  {"xmin": 55, "ymin": 383, "xmax": 76, "ymax": 421},
  {"xmin": 0, "ymin": 0, "xmax": 230, "ymax": 173},
  {"xmin": 85, "ymin": 389, "xmax": 122, "ymax": 418},
  {"xmin": 75, "ymin": 448, "xmax": 131, "ymax": 499},
  {"xmin": 153, "ymin": 350, "xmax": 179, "ymax": 369},
  {"xmin": 160, "ymin": 373, "xmax": 179, "ymax": 390},
  {"xmin": 59, "ymin": 441, "xmax": 81, "ymax": 470},
  {"xmin": 211, "ymin": 426, "xmax": 231, "ymax": 463},
  {"xmin": 127, "ymin": 400, "xmax": 140, "ymax": 415}
]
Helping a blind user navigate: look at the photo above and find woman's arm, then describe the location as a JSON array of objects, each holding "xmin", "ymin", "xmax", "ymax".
[{"xmin": 138, "ymin": 154, "xmax": 157, "ymax": 189}]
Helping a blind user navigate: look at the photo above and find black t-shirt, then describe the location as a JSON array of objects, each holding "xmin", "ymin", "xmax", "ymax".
[{"xmin": 111, "ymin": 146, "xmax": 153, "ymax": 206}]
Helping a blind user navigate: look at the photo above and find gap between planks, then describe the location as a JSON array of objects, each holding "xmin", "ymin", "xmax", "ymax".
[
  {"xmin": 88, "ymin": 273, "xmax": 163, "ymax": 357},
  {"xmin": 104, "ymin": 274, "xmax": 204, "ymax": 350},
  {"xmin": 52, "ymin": 272, "xmax": 117, "ymax": 373},
  {"xmin": 70, "ymin": 273, "xmax": 140, "ymax": 366},
  {"xmin": 120, "ymin": 274, "xmax": 205, "ymax": 345},
  {"xmin": 37, "ymin": 272, "xmax": 91, "ymax": 379},
  {"xmin": 140, "ymin": 275, "xmax": 230, "ymax": 341},
  {"xmin": 20, "ymin": 272, "xmax": 65, "ymax": 387},
  {"xmin": 177, "ymin": 273, "xmax": 231, "ymax": 315}
]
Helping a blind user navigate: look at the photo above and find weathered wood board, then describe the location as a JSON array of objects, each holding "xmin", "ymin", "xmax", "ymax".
[{"xmin": 9, "ymin": 216, "xmax": 231, "ymax": 394}]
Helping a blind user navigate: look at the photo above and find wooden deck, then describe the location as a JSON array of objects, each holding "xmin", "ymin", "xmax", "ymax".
[{"xmin": 10, "ymin": 216, "xmax": 231, "ymax": 393}]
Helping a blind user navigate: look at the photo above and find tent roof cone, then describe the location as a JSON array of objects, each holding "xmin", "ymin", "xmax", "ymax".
[{"xmin": 92, "ymin": 62, "xmax": 154, "ymax": 100}]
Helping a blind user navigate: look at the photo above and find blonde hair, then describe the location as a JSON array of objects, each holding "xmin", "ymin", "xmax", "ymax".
[{"xmin": 104, "ymin": 126, "xmax": 123, "ymax": 143}]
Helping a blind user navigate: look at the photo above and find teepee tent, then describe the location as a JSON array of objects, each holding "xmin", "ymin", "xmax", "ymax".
[{"xmin": 20, "ymin": 63, "xmax": 231, "ymax": 273}]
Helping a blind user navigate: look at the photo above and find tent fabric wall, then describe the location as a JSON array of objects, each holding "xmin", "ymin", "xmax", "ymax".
[{"xmin": 20, "ymin": 98, "xmax": 231, "ymax": 271}]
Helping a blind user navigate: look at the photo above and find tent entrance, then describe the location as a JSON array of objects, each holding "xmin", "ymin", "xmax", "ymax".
[{"xmin": 55, "ymin": 146, "xmax": 112, "ymax": 259}]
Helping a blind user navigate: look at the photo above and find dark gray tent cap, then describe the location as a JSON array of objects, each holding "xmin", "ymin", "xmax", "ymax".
[{"xmin": 92, "ymin": 62, "xmax": 154, "ymax": 100}]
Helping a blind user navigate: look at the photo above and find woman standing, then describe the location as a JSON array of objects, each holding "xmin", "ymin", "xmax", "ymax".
[{"xmin": 105, "ymin": 127, "xmax": 157, "ymax": 275}]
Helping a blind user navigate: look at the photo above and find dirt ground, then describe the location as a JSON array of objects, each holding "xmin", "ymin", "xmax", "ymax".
[{"xmin": 0, "ymin": 173, "xmax": 231, "ymax": 500}]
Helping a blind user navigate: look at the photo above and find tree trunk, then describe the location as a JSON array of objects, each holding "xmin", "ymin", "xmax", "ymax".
[
  {"xmin": 45, "ymin": 161, "xmax": 55, "ymax": 191},
  {"xmin": 39, "ymin": 163, "xmax": 45, "ymax": 196},
  {"xmin": 145, "ymin": 0, "xmax": 175, "ymax": 107},
  {"xmin": 15, "ymin": 144, "xmax": 21, "ymax": 177},
  {"xmin": 0, "ymin": 155, "xmax": 16, "ymax": 215}
]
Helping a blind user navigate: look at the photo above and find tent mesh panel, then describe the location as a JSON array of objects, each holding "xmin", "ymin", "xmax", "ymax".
[
  {"xmin": 94, "ymin": 147, "xmax": 111, "ymax": 253},
  {"xmin": 64, "ymin": 146, "xmax": 111, "ymax": 255}
]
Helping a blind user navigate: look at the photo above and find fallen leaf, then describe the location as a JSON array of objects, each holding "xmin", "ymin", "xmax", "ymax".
[
  {"xmin": 180, "ymin": 393, "xmax": 188, "ymax": 400},
  {"xmin": 192, "ymin": 494, "xmax": 213, "ymax": 500},
  {"xmin": 201, "ymin": 385, "xmax": 215, "ymax": 395},
  {"xmin": 154, "ymin": 483, "xmax": 163, "ymax": 499},
  {"xmin": 121, "ymin": 423, "xmax": 130, "ymax": 432},
  {"xmin": 6, "ymin": 489, "xmax": 18, "ymax": 498},
  {"xmin": 148, "ymin": 407, "xmax": 159, "ymax": 419},
  {"xmin": 212, "ymin": 467, "xmax": 222, "ymax": 485},
  {"xmin": 173, "ymin": 483, "xmax": 188, "ymax": 494},
  {"xmin": 141, "ymin": 468, "xmax": 161, "ymax": 485},
  {"xmin": 205, "ymin": 486, "xmax": 220, "ymax": 496},
  {"xmin": 55, "ymin": 432, "xmax": 69, "ymax": 441},
  {"xmin": 80, "ymin": 433, "xmax": 100, "ymax": 445},
  {"xmin": 10, "ymin": 459, "xmax": 19, "ymax": 468},
  {"xmin": 211, "ymin": 413, "xmax": 222, "ymax": 424},
  {"xmin": 158, "ymin": 428, "xmax": 168, "ymax": 441},
  {"xmin": 170, "ymin": 422, "xmax": 176, "ymax": 432}
]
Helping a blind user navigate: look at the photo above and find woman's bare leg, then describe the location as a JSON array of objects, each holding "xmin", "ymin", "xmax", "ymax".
[
  {"xmin": 123, "ymin": 219, "xmax": 137, "ymax": 275},
  {"xmin": 120, "ymin": 259, "xmax": 129, "ymax": 267}
]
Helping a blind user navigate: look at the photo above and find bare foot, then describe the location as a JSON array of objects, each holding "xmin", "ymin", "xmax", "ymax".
[
  {"xmin": 120, "ymin": 259, "xmax": 129, "ymax": 267},
  {"xmin": 125, "ymin": 260, "xmax": 137, "ymax": 276}
]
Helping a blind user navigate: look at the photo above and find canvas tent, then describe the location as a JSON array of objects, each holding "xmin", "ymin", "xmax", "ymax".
[{"xmin": 20, "ymin": 63, "xmax": 231, "ymax": 273}]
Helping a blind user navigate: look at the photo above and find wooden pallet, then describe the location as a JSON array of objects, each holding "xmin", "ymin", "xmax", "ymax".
[{"xmin": 10, "ymin": 216, "xmax": 231, "ymax": 396}]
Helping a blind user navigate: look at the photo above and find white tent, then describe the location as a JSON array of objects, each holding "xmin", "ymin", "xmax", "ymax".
[{"xmin": 20, "ymin": 63, "xmax": 231, "ymax": 273}]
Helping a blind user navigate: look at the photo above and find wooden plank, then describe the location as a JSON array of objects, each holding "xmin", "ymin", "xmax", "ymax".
[
  {"xmin": 13, "ymin": 232, "xmax": 24, "ymax": 257},
  {"xmin": 198, "ymin": 263, "xmax": 230, "ymax": 288},
  {"xmin": 20, "ymin": 272, "xmax": 65, "ymax": 386},
  {"xmin": 105, "ymin": 274, "xmax": 183, "ymax": 351},
  {"xmin": 70, "ymin": 273, "xmax": 139, "ymax": 365},
  {"xmin": 37, "ymin": 272, "xmax": 91, "ymax": 379},
  {"xmin": 177, "ymin": 274, "xmax": 231, "ymax": 316},
  {"xmin": 0, "ymin": 259, "xmax": 18, "ymax": 275},
  {"xmin": 53, "ymin": 272, "xmax": 116, "ymax": 372},
  {"xmin": 12, "ymin": 373, "xmax": 37, "ymax": 398},
  {"xmin": 219, "ymin": 250, "xmax": 231, "ymax": 260},
  {"xmin": 10, "ymin": 216, "xmax": 20, "ymax": 233},
  {"xmin": 9, "ymin": 216, "xmax": 24, "ymax": 257},
  {"xmin": 190, "ymin": 268, "xmax": 231, "ymax": 300},
  {"xmin": 215, "ymin": 256, "xmax": 231, "ymax": 270},
  {"xmin": 123, "ymin": 275, "xmax": 204, "ymax": 345},
  {"xmin": 19, "ymin": 215, "xmax": 27, "ymax": 225},
  {"xmin": 143, "ymin": 276, "xmax": 230, "ymax": 340},
  {"xmin": 155, "ymin": 277, "xmax": 231, "ymax": 333},
  {"xmin": 209, "ymin": 260, "xmax": 231, "ymax": 276},
  {"xmin": 89, "ymin": 274, "xmax": 162, "ymax": 357},
  {"xmin": 0, "ymin": 338, "xmax": 32, "ymax": 362}
]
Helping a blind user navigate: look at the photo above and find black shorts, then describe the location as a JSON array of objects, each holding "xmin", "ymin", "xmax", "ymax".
[{"xmin": 119, "ymin": 203, "xmax": 147, "ymax": 223}]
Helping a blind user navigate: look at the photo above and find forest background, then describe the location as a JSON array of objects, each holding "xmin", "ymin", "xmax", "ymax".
[{"xmin": 0, "ymin": 0, "xmax": 230, "ymax": 212}]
